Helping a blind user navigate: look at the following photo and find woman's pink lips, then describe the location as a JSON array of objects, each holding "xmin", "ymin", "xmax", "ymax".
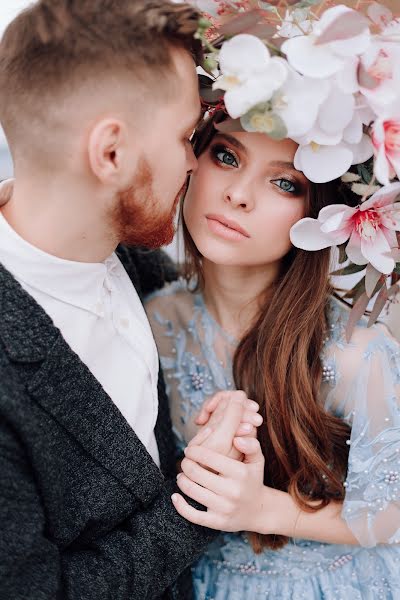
[{"xmin": 205, "ymin": 214, "xmax": 250, "ymax": 240}]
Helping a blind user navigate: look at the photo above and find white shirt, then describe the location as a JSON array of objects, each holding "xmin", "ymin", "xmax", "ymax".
[{"xmin": 0, "ymin": 212, "xmax": 160, "ymax": 466}]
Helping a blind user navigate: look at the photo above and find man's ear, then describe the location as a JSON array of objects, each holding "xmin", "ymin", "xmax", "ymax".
[{"xmin": 87, "ymin": 118, "xmax": 137, "ymax": 186}]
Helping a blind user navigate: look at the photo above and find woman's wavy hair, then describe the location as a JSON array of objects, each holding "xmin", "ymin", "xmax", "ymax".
[{"xmin": 182, "ymin": 111, "xmax": 357, "ymax": 551}]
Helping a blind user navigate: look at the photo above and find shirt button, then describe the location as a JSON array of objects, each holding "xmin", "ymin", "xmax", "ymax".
[{"xmin": 120, "ymin": 317, "xmax": 130, "ymax": 329}]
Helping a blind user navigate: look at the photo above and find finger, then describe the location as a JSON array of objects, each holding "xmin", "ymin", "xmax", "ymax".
[
  {"xmin": 241, "ymin": 409, "xmax": 263, "ymax": 427},
  {"xmin": 184, "ymin": 445, "xmax": 244, "ymax": 480},
  {"xmin": 236, "ymin": 422, "xmax": 256, "ymax": 436},
  {"xmin": 246, "ymin": 399, "xmax": 260, "ymax": 412},
  {"xmin": 171, "ymin": 494, "xmax": 220, "ymax": 529},
  {"xmin": 234, "ymin": 437, "xmax": 264, "ymax": 465},
  {"xmin": 195, "ymin": 394, "xmax": 259, "ymax": 426},
  {"xmin": 187, "ymin": 426, "xmax": 213, "ymax": 447},
  {"xmin": 0, "ymin": 178, "xmax": 14, "ymax": 207},
  {"xmin": 195, "ymin": 391, "xmax": 230, "ymax": 425},
  {"xmin": 212, "ymin": 392, "xmax": 246, "ymax": 443},
  {"xmin": 176, "ymin": 474, "xmax": 231, "ymax": 513},
  {"xmin": 180, "ymin": 457, "xmax": 228, "ymax": 495}
]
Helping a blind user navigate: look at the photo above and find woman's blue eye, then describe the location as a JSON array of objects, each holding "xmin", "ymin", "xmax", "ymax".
[
  {"xmin": 213, "ymin": 147, "xmax": 238, "ymax": 167},
  {"xmin": 272, "ymin": 178, "xmax": 297, "ymax": 194}
]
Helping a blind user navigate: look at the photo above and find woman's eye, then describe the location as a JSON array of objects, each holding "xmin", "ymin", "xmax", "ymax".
[
  {"xmin": 214, "ymin": 147, "xmax": 239, "ymax": 168},
  {"xmin": 272, "ymin": 178, "xmax": 297, "ymax": 194}
]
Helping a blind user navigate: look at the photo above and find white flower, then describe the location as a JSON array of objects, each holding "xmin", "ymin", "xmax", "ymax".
[
  {"xmin": 270, "ymin": 61, "xmax": 331, "ymax": 139},
  {"xmin": 281, "ymin": 5, "xmax": 371, "ymax": 79},
  {"xmin": 372, "ymin": 116, "xmax": 400, "ymax": 185},
  {"xmin": 359, "ymin": 42, "xmax": 400, "ymax": 116},
  {"xmin": 213, "ymin": 34, "xmax": 287, "ymax": 119},
  {"xmin": 294, "ymin": 134, "xmax": 374, "ymax": 184},
  {"xmin": 290, "ymin": 182, "xmax": 400, "ymax": 274},
  {"xmin": 275, "ymin": 8, "xmax": 314, "ymax": 39}
]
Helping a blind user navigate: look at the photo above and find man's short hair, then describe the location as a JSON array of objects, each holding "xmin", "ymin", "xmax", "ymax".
[{"xmin": 0, "ymin": 0, "xmax": 201, "ymax": 151}]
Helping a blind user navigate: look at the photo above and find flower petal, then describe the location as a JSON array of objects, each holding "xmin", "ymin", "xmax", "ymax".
[
  {"xmin": 273, "ymin": 66, "xmax": 330, "ymax": 138},
  {"xmin": 314, "ymin": 5, "xmax": 369, "ymax": 47},
  {"xmin": 363, "ymin": 181, "xmax": 400, "ymax": 210},
  {"xmin": 219, "ymin": 34, "xmax": 271, "ymax": 77},
  {"xmin": 282, "ymin": 35, "xmax": 344, "ymax": 79},
  {"xmin": 343, "ymin": 112, "xmax": 363, "ymax": 144},
  {"xmin": 346, "ymin": 230, "xmax": 368, "ymax": 265},
  {"xmin": 295, "ymin": 143, "xmax": 353, "ymax": 183},
  {"xmin": 374, "ymin": 144, "xmax": 392, "ymax": 185},
  {"xmin": 290, "ymin": 218, "xmax": 335, "ymax": 250},
  {"xmin": 347, "ymin": 134, "xmax": 374, "ymax": 165},
  {"xmin": 360, "ymin": 228, "xmax": 394, "ymax": 274},
  {"xmin": 318, "ymin": 88, "xmax": 355, "ymax": 135}
]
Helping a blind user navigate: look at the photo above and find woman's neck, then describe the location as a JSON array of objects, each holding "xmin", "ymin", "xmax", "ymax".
[{"xmin": 201, "ymin": 260, "xmax": 280, "ymax": 340}]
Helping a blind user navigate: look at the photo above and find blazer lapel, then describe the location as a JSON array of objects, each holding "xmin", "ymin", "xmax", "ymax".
[{"xmin": 0, "ymin": 264, "xmax": 164, "ymax": 505}]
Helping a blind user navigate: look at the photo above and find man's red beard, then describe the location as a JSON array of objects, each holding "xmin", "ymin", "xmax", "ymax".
[{"xmin": 111, "ymin": 157, "xmax": 186, "ymax": 248}]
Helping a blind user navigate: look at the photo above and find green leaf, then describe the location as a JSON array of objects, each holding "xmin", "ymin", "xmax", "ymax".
[
  {"xmin": 343, "ymin": 277, "xmax": 365, "ymax": 301},
  {"xmin": 346, "ymin": 291, "xmax": 370, "ymax": 342},
  {"xmin": 338, "ymin": 244, "xmax": 348, "ymax": 264},
  {"xmin": 368, "ymin": 285, "xmax": 388, "ymax": 327},
  {"xmin": 294, "ymin": 0, "xmax": 321, "ymax": 7},
  {"xmin": 357, "ymin": 163, "xmax": 373, "ymax": 185},
  {"xmin": 331, "ymin": 263, "xmax": 366, "ymax": 276},
  {"xmin": 241, "ymin": 108, "xmax": 288, "ymax": 140}
]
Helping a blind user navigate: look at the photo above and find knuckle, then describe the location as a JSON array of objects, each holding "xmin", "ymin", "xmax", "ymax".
[
  {"xmin": 181, "ymin": 458, "xmax": 195, "ymax": 476},
  {"xmin": 230, "ymin": 485, "xmax": 242, "ymax": 501}
]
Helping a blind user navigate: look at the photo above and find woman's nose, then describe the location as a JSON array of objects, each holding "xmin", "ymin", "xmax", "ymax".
[{"xmin": 224, "ymin": 185, "xmax": 253, "ymax": 210}]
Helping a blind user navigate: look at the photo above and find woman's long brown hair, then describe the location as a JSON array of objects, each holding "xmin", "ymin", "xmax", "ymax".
[{"xmin": 182, "ymin": 112, "xmax": 356, "ymax": 551}]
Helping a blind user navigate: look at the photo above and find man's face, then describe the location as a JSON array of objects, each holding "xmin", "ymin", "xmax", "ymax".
[{"xmin": 113, "ymin": 48, "xmax": 201, "ymax": 248}]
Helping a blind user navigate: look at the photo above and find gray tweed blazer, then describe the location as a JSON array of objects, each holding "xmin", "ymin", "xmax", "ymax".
[{"xmin": 0, "ymin": 246, "xmax": 215, "ymax": 600}]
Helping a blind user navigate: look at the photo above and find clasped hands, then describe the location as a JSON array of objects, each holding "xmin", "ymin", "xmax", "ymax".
[{"xmin": 171, "ymin": 390, "xmax": 268, "ymax": 534}]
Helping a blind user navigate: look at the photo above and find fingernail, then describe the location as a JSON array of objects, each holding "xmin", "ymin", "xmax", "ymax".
[
  {"xmin": 177, "ymin": 473, "xmax": 182, "ymax": 480},
  {"xmin": 171, "ymin": 494, "xmax": 179, "ymax": 504},
  {"xmin": 241, "ymin": 423, "xmax": 252, "ymax": 432}
]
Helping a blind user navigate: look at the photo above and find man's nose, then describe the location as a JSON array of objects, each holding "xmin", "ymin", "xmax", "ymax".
[{"xmin": 186, "ymin": 145, "xmax": 198, "ymax": 174}]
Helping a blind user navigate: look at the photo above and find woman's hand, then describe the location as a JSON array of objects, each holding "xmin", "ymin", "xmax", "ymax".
[
  {"xmin": 172, "ymin": 436, "xmax": 267, "ymax": 532},
  {"xmin": 189, "ymin": 391, "xmax": 262, "ymax": 461},
  {"xmin": 0, "ymin": 179, "xmax": 14, "ymax": 207}
]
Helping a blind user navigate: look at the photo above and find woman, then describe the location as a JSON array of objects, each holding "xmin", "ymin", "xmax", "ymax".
[{"xmin": 145, "ymin": 112, "xmax": 400, "ymax": 598}]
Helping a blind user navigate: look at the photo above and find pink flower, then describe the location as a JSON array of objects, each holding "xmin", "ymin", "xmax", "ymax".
[
  {"xmin": 372, "ymin": 117, "xmax": 400, "ymax": 185},
  {"xmin": 290, "ymin": 182, "xmax": 400, "ymax": 274}
]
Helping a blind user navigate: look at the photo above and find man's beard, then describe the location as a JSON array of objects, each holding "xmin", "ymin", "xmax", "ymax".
[{"xmin": 111, "ymin": 157, "xmax": 185, "ymax": 249}]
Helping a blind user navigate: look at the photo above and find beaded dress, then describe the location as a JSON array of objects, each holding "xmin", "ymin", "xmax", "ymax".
[{"xmin": 146, "ymin": 280, "xmax": 400, "ymax": 600}]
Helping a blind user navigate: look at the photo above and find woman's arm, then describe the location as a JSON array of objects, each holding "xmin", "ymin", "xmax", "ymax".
[
  {"xmin": 259, "ymin": 487, "xmax": 358, "ymax": 545},
  {"xmin": 173, "ymin": 438, "xmax": 360, "ymax": 545}
]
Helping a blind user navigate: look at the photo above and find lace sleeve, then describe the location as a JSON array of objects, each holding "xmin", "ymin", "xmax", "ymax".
[{"xmin": 325, "ymin": 325, "xmax": 400, "ymax": 547}]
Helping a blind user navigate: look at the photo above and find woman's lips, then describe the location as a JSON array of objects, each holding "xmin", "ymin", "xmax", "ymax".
[{"xmin": 205, "ymin": 214, "xmax": 250, "ymax": 241}]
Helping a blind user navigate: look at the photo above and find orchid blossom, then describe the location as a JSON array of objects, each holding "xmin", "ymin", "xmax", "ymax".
[
  {"xmin": 372, "ymin": 116, "xmax": 400, "ymax": 185},
  {"xmin": 290, "ymin": 182, "xmax": 400, "ymax": 275},
  {"xmin": 212, "ymin": 34, "xmax": 287, "ymax": 119}
]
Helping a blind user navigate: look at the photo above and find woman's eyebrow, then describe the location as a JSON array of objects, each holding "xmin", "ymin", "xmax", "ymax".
[
  {"xmin": 214, "ymin": 133, "xmax": 247, "ymax": 154},
  {"xmin": 268, "ymin": 160, "xmax": 295, "ymax": 169}
]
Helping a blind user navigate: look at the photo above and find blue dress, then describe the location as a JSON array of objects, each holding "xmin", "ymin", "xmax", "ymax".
[{"xmin": 145, "ymin": 280, "xmax": 400, "ymax": 600}]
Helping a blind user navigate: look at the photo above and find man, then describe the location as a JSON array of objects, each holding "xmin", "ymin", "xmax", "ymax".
[{"xmin": 0, "ymin": 1, "xmax": 259, "ymax": 598}]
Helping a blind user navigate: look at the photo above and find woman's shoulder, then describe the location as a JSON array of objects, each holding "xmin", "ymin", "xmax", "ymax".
[{"xmin": 325, "ymin": 294, "xmax": 400, "ymax": 377}]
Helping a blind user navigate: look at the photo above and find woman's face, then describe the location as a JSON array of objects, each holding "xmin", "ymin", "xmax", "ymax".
[{"xmin": 183, "ymin": 131, "xmax": 309, "ymax": 268}]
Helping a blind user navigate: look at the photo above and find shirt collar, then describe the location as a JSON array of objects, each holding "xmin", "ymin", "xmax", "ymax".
[{"xmin": 0, "ymin": 211, "xmax": 118, "ymax": 316}]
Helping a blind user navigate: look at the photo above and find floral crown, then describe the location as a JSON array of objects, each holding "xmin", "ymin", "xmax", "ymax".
[{"xmin": 188, "ymin": 0, "xmax": 400, "ymax": 338}]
